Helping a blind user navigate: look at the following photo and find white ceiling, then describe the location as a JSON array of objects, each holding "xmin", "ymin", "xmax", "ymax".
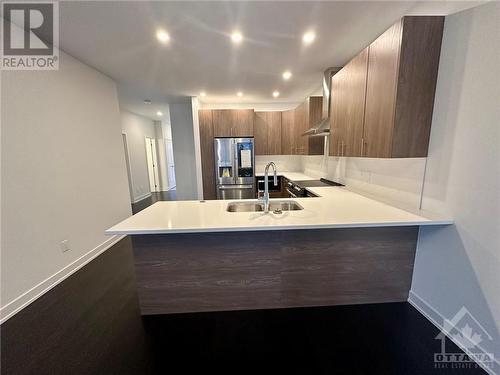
[{"xmin": 57, "ymin": 1, "xmax": 482, "ymax": 119}]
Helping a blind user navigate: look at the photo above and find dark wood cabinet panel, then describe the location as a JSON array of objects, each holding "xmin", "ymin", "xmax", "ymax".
[
  {"xmin": 363, "ymin": 20, "xmax": 403, "ymax": 158},
  {"xmin": 307, "ymin": 96, "xmax": 324, "ymax": 155},
  {"xmin": 294, "ymin": 101, "xmax": 308, "ymax": 155},
  {"xmin": 330, "ymin": 16, "xmax": 443, "ymax": 158},
  {"xmin": 363, "ymin": 16, "xmax": 444, "ymax": 158},
  {"xmin": 198, "ymin": 109, "xmax": 216, "ymax": 200},
  {"xmin": 281, "ymin": 109, "xmax": 295, "ymax": 155},
  {"xmin": 391, "ymin": 16, "xmax": 444, "ymax": 157},
  {"xmin": 212, "ymin": 110, "xmax": 233, "ymax": 137},
  {"xmin": 131, "ymin": 227, "xmax": 418, "ymax": 315},
  {"xmin": 343, "ymin": 48, "xmax": 369, "ymax": 157},
  {"xmin": 329, "ymin": 69, "xmax": 347, "ymax": 156},
  {"xmin": 212, "ymin": 109, "xmax": 254, "ymax": 137},
  {"xmin": 233, "ymin": 109, "xmax": 254, "ymax": 137},
  {"xmin": 254, "ymin": 111, "xmax": 281, "ymax": 155}
]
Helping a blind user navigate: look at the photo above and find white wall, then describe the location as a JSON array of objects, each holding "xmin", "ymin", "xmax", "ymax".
[
  {"xmin": 409, "ymin": 3, "xmax": 500, "ymax": 371},
  {"xmin": 120, "ymin": 110, "xmax": 155, "ymax": 202},
  {"xmin": 169, "ymin": 102, "xmax": 199, "ymax": 200},
  {"xmin": 1, "ymin": 50, "xmax": 131, "ymax": 321}
]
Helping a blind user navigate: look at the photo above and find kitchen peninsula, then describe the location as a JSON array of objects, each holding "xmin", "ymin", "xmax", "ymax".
[{"xmin": 106, "ymin": 181, "xmax": 452, "ymax": 316}]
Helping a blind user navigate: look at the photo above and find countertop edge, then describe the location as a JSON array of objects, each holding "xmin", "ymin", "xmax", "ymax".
[{"xmin": 105, "ymin": 219, "xmax": 454, "ymax": 236}]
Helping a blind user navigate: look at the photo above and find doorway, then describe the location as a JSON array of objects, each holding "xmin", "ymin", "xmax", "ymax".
[
  {"xmin": 165, "ymin": 138, "xmax": 176, "ymax": 189},
  {"xmin": 122, "ymin": 133, "xmax": 134, "ymax": 201},
  {"xmin": 145, "ymin": 137, "xmax": 160, "ymax": 193}
]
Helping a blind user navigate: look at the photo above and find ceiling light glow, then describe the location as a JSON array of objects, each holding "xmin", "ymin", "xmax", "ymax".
[
  {"xmin": 231, "ymin": 31, "xmax": 243, "ymax": 44},
  {"xmin": 200, "ymin": 91, "xmax": 207, "ymax": 97},
  {"xmin": 282, "ymin": 70, "xmax": 292, "ymax": 80},
  {"xmin": 237, "ymin": 91, "xmax": 243, "ymax": 97},
  {"xmin": 302, "ymin": 31, "xmax": 316, "ymax": 45},
  {"xmin": 156, "ymin": 29, "xmax": 170, "ymax": 44},
  {"xmin": 156, "ymin": 111, "xmax": 163, "ymax": 116},
  {"xmin": 272, "ymin": 91, "xmax": 280, "ymax": 98}
]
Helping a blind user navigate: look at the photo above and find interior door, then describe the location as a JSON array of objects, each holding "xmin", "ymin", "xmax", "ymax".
[
  {"xmin": 145, "ymin": 137, "xmax": 160, "ymax": 192},
  {"xmin": 165, "ymin": 139, "xmax": 176, "ymax": 189}
]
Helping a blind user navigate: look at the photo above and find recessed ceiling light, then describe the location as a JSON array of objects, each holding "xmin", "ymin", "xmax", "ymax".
[
  {"xmin": 282, "ymin": 70, "xmax": 292, "ymax": 80},
  {"xmin": 144, "ymin": 99, "xmax": 152, "ymax": 105},
  {"xmin": 156, "ymin": 111, "xmax": 163, "ymax": 116},
  {"xmin": 200, "ymin": 91, "xmax": 206, "ymax": 97},
  {"xmin": 156, "ymin": 29, "xmax": 170, "ymax": 44},
  {"xmin": 302, "ymin": 31, "xmax": 316, "ymax": 45},
  {"xmin": 237, "ymin": 91, "xmax": 243, "ymax": 97},
  {"xmin": 272, "ymin": 91, "xmax": 280, "ymax": 98},
  {"xmin": 231, "ymin": 31, "xmax": 243, "ymax": 44}
]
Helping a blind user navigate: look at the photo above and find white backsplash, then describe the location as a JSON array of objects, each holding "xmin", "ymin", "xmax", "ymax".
[
  {"xmin": 256, "ymin": 154, "xmax": 426, "ymax": 210},
  {"xmin": 302, "ymin": 155, "xmax": 427, "ymax": 210},
  {"xmin": 255, "ymin": 155, "xmax": 302, "ymax": 173}
]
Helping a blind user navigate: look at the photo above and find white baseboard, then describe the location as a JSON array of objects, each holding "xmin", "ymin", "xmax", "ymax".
[
  {"xmin": 132, "ymin": 192, "xmax": 151, "ymax": 203},
  {"xmin": 408, "ymin": 290, "xmax": 499, "ymax": 375},
  {"xmin": 0, "ymin": 235, "xmax": 125, "ymax": 324}
]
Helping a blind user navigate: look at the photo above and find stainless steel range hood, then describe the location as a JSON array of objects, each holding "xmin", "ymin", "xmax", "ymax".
[{"xmin": 303, "ymin": 67, "xmax": 342, "ymax": 137}]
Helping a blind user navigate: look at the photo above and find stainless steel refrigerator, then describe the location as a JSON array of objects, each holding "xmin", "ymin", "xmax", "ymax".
[{"xmin": 214, "ymin": 137, "xmax": 255, "ymax": 199}]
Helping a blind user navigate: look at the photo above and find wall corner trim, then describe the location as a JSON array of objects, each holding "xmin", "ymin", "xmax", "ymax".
[
  {"xmin": 0, "ymin": 234, "xmax": 125, "ymax": 325},
  {"xmin": 408, "ymin": 291, "xmax": 499, "ymax": 375}
]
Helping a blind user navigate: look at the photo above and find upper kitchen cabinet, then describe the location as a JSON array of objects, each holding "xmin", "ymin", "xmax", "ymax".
[
  {"xmin": 281, "ymin": 109, "xmax": 295, "ymax": 155},
  {"xmin": 363, "ymin": 16, "xmax": 444, "ymax": 158},
  {"xmin": 198, "ymin": 109, "xmax": 216, "ymax": 200},
  {"xmin": 330, "ymin": 48, "xmax": 368, "ymax": 157},
  {"xmin": 307, "ymin": 96, "xmax": 324, "ymax": 155},
  {"xmin": 294, "ymin": 101, "xmax": 308, "ymax": 155},
  {"xmin": 213, "ymin": 109, "xmax": 254, "ymax": 137},
  {"xmin": 254, "ymin": 111, "xmax": 282, "ymax": 155},
  {"xmin": 284, "ymin": 96, "xmax": 323, "ymax": 155}
]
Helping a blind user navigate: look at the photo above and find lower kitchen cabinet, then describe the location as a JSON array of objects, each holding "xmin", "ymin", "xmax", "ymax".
[{"xmin": 131, "ymin": 227, "xmax": 418, "ymax": 315}]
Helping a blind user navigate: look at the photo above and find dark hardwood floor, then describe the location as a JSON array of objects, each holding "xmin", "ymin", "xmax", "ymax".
[
  {"xmin": 1, "ymin": 237, "xmax": 487, "ymax": 375},
  {"xmin": 132, "ymin": 190, "xmax": 177, "ymax": 214}
]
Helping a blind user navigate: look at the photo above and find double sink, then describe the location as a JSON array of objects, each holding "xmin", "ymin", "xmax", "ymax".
[{"xmin": 227, "ymin": 200, "xmax": 303, "ymax": 212}]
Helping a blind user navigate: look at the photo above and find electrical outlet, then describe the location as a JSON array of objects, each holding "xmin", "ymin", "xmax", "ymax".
[{"xmin": 60, "ymin": 239, "xmax": 70, "ymax": 253}]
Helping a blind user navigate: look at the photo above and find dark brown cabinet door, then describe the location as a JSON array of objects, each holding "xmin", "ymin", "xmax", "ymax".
[
  {"xmin": 213, "ymin": 109, "xmax": 254, "ymax": 137},
  {"xmin": 363, "ymin": 20, "xmax": 403, "ymax": 158},
  {"xmin": 307, "ymin": 96, "xmax": 324, "ymax": 155},
  {"xmin": 329, "ymin": 69, "xmax": 347, "ymax": 156},
  {"xmin": 254, "ymin": 111, "xmax": 281, "ymax": 155},
  {"xmin": 343, "ymin": 47, "xmax": 369, "ymax": 157},
  {"xmin": 233, "ymin": 109, "xmax": 254, "ymax": 137},
  {"xmin": 198, "ymin": 110, "xmax": 216, "ymax": 200},
  {"xmin": 281, "ymin": 109, "xmax": 295, "ymax": 155},
  {"xmin": 213, "ymin": 110, "xmax": 233, "ymax": 137},
  {"xmin": 294, "ymin": 101, "xmax": 308, "ymax": 155}
]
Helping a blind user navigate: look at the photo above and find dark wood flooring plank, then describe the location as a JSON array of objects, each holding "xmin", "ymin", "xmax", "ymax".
[{"xmin": 0, "ymin": 237, "xmax": 153, "ymax": 375}]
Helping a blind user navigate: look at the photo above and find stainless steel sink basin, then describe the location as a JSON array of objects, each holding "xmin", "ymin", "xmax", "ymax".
[{"xmin": 227, "ymin": 200, "xmax": 304, "ymax": 212}]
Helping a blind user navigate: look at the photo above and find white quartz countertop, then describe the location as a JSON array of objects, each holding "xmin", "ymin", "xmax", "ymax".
[{"xmin": 106, "ymin": 185, "xmax": 453, "ymax": 235}]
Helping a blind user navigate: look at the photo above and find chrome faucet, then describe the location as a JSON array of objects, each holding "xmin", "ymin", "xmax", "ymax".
[{"xmin": 261, "ymin": 162, "xmax": 278, "ymax": 213}]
